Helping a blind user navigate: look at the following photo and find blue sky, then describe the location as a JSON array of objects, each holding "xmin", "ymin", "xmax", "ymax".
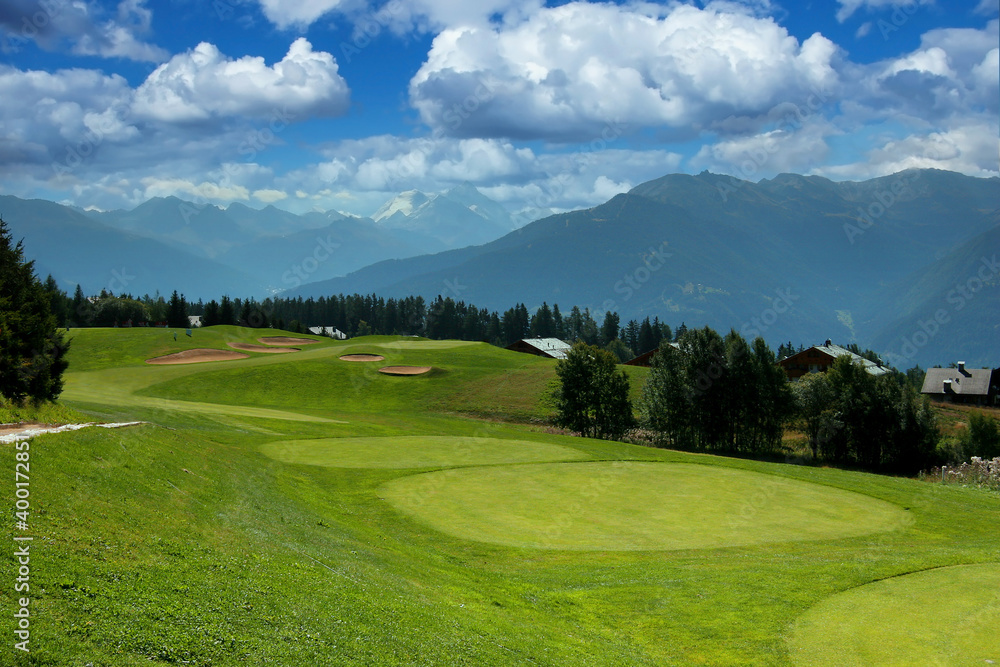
[{"xmin": 1, "ymin": 0, "xmax": 996, "ymax": 217}]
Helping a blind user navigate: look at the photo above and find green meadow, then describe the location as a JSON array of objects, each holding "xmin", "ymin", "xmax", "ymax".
[{"xmin": 3, "ymin": 326, "xmax": 998, "ymax": 665}]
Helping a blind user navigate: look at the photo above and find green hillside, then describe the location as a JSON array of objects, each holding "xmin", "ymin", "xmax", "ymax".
[{"xmin": 2, "ymin": 327, "xmax": 998, "ymax": 665}]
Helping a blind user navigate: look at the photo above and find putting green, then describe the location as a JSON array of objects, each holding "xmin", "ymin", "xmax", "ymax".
[
  {"xmin": 788, "ymin": 563, "xmax": 1000, "ymax": 666},
  {"xmin": 380, "ymin": 462, "xmax": 908, "ymax": 551},
  {"xmin": 260, "ymin": 436, "xmax": 590, "ymax": 469}
]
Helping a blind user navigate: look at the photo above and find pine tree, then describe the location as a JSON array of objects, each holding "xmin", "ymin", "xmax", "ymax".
[
  {"xmin": 623, "ymin": 319, "xmax": 640, "ymax": 353},
  {"xmin": 70, "ymin": 284, "xmax": 89, "ymax": 326},
  {"xmin": 530, "ymin": 302, "xmax": 556, "ymax": 338},
  {"xmin": 167, "ymin": 291, "xmax": 189, "ymax": 328},
  {"xmin": 600, "ymin": 311, "xmax": 620, "ymax": 346},
  {"xmin": 551, "ymin": 303, "xmax": 565, "ymax": 339},
  {"xmin": 579, "ymin": 308, "xmax": 600, "ymax": 345},
  {"xmin": 202, "ymin": 300, "xmax": 221, "ymax": 327},
  {"xmin": 43, "ymin": 275, "xmax": 69, "ymax": 327},
  {"xmin": 0, "ymin": 218, "xmax": 70, "ymax": 403},
  {"xmin": 637, "ymin": 317, "xmax": 656, "ymax": 354},
  {"xmin": 218, "ymin": 295, "xmax": 235, "ymax": 326}
]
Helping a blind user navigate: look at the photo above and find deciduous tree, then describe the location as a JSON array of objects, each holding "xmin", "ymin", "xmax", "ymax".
[{"xmin": 555, "ymin": 342, "xmax": 634, "ymax": 440}]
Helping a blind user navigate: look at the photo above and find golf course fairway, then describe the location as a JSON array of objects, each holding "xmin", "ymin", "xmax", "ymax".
[
  {"xmin": 260, "ymin": 435, "xmax": 591, "ymax": 468},
  {"xmin": 788, "ymin": 563, "xmax": 1000, "ymax": 665},
  {"xmin": 380, "ymin": 461, "xmax": 909, "ymax": 550},
  {"xmin": 5, "ymin": 328, "xmax": 998, "ymax": 666}
]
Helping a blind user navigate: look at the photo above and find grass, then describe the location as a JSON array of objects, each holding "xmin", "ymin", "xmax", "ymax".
[
  {"xmin": 788, "ymin": 563, "xmax": 1000, "ymax": 665},
  {"xmin": 0, "ymin": 396, "xmax": 91, "ymax": 426},
  {"xmin": 380, "ymin": 461, "xmax": 908, "ymax": 550},
  {"xmin": 261, "ymin": 435, "xmax": 590, "ymax": 469},
  {"xmin": 1, "ymin": 326, "xmax": 998, "ymax": 665}
]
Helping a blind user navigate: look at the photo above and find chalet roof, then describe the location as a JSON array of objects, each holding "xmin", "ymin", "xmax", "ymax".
[
  {"xmin": 817, "ymin": 343, "xmax": 891, "ymax": 375},
  {"xmin": 513, "ymin": 337, "xmax": 573, "ymax": 359},
  {"xmin": 308, "ymin": 326, "xmax": 347, "ymax": 339},
  {"xmin": 921, "ymin": 367, "xmax": 996, "ymax": 396},
  {"xmin": 780, "ymin": 341, "xmax": 891, "ymax": 376},
  {"xmin": 625, "ymin": 342, "xmax": 681, "ymax": 366}
]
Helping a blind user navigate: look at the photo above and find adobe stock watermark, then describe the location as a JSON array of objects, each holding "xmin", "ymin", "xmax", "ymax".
[
  {"xmin": 178, "ymin": 105, "xmax": 295, "ymax": 225},
  {"xmin": 530, "ymin": 120, "xmax": 629, "ymax": 211},
  {"xmin": 388, "ymin": 79, "xmax": 497, "ymax": 190},
  {"xmin": 51, "ymin": 104, "xmax": 131, "ymax": 179},
  {"xmin": 3, "ymin": 0, "xmax": 61, "ymax": 50},
  {"xmin": 715, "ymin": 89, "xmax": 829, "ymax": 203},
  {"xmin": 740, "ymin": 288, "xmax": 800, "ymax": 339},
  {"xmin": 842, "ymin": 172, "xmax": 918, "ymax": 245},
  {"xmin": 281, "ymin": 234, "xmax": 343, "ymax": 289},
  {"xmin": 442, "ymin": 276, "xmax": 467, "ymax": 300},
  {"xmin": 883, "ymin": 254, "xmax": 999, "ymax": 367},
  {"xmin": 725, "ymin": 478, "xmax": 781, "ymax": 530},
  {"xmin": 69, "ymin": 265, "xmax": 138, "ymax": 327},
  {"xmin": 685, "ymin": 287, "xmax": 799, "ymax": 400},
  {"xmin": 875, "ymin": 1, "xmax": 925, "ymax": 40},
  {"xmin": 590, "ymin": 241, "xmax": 672, "ymax": 321},
  {"xmin": 12, "ymin": 436, "xmax": 35, "ymax": 653},
  {"xmin": 210, "ymin": 0, "xmax": 258, "ymax": 28},
  {"xmin": 339, "ymin": 0, "xmax": 406, "ymax": 64}
]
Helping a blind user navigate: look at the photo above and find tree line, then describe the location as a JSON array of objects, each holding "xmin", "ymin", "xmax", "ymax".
[
  {"xmin": 46, "ymin": 286, "xmax": 689, "ymax": 355},
  {"xmin": 555, "ymin": 326, "xmax": 944, "ymax": 474}
]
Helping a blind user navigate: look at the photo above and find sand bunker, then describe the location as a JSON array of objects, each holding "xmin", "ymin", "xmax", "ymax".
[
  {"xmin": 228, "ymin": 343, "xmax": 299, "ymax": 354},
  {"xmin": 258, "ymin": 337, "xmax": 319, "ymax": 346},
  {"xmin": 340, "ymin": 354, "xmax": 385, "ymax": 362},
  {"xmin": 146, "ymin": 349, "xmax": 249, "ymax": 365},
  {"xmin": 378, "ymin": 366, "xmax": 432, "ymax": 376}
]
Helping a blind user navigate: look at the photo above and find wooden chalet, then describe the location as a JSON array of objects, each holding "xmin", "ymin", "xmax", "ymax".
[{"xmin": 778, "ymin": 340, "xmax": 890, "ymax": 380}]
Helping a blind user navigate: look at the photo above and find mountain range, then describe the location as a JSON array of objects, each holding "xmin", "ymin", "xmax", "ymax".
[
  {"xmin": 1, "ymin": 183, "xmax": 532, "ymax": 298},
  {"xmin": 3, "ymin": 169, "xmax": 997, "ymax": 367},
  {"xmin": 288, "ymin": 169, "xmax": 999, "ymax": 368}
]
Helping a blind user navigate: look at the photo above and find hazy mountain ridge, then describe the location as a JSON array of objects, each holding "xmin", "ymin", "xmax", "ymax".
[
  {"xmin": 4, "ymin": 184, "xmax": 530, "ymax": 297},
  {"xmin": 0, "ymin": 195, "xmax": 267, "ymax": 299},
  {"xmin": 863, "ymin": 220, "xmax": 1000, "ymax": 368},
  {"xmin": 290, "ymin": 169, "xmax": 998, "ymax": 366}
]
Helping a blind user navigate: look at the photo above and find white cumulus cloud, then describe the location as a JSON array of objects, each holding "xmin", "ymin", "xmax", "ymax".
[
  {"xmin": 253, "ymin": 188, "xmax": 289, "ymax": 203},
  {"xmin": 819, "ymin": 122, "xmax": 1000, "ymax": 180},
  {"xmin": 133, "ymin": 38, "xmax": 350, "ymax": 123},
  {"xmin": 255, "ymin": 0, "xmax": 349, "ymax": 30},
  {"xmin": 409, "ymin": 2, "xmax": 839, "ymax": 141}
]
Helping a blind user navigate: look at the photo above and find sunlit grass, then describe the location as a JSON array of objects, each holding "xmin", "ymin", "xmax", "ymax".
[{"xmin": 1, "ymin": 327, "xmax": 997, "ymax": 665}]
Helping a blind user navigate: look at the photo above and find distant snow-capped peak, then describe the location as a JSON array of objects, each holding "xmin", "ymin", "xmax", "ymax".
[{"xmin": 372, "ymin": 190, "xmax": 429, "ymax": 222}]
